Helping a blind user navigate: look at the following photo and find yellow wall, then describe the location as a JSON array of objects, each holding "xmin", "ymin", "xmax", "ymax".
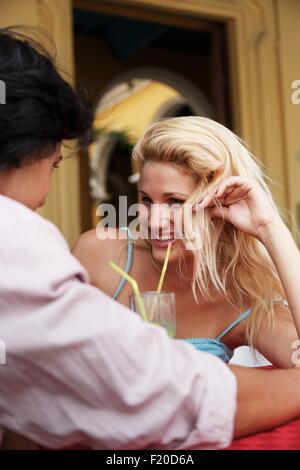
[
  {"xmin": 276, "ymin": 0, "xmax": 300, "ymax": 228},
  {"xmin": 95, "ymin": 82, "xmax": 179, "ymax": 140}
]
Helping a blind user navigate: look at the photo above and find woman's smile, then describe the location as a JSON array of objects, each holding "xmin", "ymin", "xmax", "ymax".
[{"xmin": 152, "ymin": 237, "xmax": 178, "ymax": 249}]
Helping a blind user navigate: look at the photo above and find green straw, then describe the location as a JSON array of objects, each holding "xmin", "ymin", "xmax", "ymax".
[{"xmin": 109, "ymin": 261, "xmax": 148, "ymax": 322}]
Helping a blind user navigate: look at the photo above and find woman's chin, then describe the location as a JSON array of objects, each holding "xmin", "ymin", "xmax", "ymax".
[{"xmin": 151, "ymin": 240, "xmax": 180, "ymax": 264}]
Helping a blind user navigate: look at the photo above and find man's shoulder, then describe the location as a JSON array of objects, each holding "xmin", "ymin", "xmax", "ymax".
[{"xmin": 0, "ymin": 195, "xmax": 68, "ymax": 250}]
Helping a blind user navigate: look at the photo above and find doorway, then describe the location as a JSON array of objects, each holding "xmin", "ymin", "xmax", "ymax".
[{"xmin": 73, "ymin": 4, "xmax": 232, "ymax": 230}]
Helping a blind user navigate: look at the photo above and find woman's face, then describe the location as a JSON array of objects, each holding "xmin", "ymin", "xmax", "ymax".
[
  {"xmin": 138, "ymin": 161, "xmax": 197, "ymax": 264},
  {"xmin": 0, "ymin": 144, "xmax": 62, "ymax": 211}
]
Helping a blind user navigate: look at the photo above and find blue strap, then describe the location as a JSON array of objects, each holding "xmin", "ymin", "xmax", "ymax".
[
  {"xmin": 112, "ymin": 227, "xmax": 133, "ymax": 300},
  {"xmin": 216, "ymin": 307, "xmax": 252, "ymax": 341}
]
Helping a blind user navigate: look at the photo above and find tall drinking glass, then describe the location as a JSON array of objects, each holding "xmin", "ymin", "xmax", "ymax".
[{"xmin": 129, "ymin": 291, "xmax": 176, "ymax": 338}]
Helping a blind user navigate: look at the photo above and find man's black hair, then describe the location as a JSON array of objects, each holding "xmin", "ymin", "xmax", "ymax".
[{"xmin": 0, "ymin": 28, "xmax": 92, "ymax": 170}]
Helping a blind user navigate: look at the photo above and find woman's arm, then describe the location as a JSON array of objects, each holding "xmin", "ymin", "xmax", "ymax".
[
  {"xmin": 257, "ymin": 220, "xmax": 300, "ymax": 340},
  {"xmin": 251, "ymin": 221, "xmax": 300, "ymax": 368},
  {"xmin": 253, "ymin": 302, "xmax": 299, "ymax": 368},
  {"xmin": 195, "ymin": 176, "xmax": 300, "ymax": 365}
]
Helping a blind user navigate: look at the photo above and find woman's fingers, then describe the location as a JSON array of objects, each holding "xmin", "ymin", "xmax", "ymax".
[
  {"xmin": 209, "ymin": 205, "xmax": 229, "ymax": 220},
  {"xmin": 193, "ymin": 177, "xmax": 254, "ymax": 211},
  {"xmin": 197, "ymin": 193, "xmax": 218, "ymax": 209},
  {"xmin": 216, "ymin": 177, "xmax": 251, "ymax": 198},
  {"xmin": 197, "ymin": 194, "xmax": 210, "ymax": 207}
]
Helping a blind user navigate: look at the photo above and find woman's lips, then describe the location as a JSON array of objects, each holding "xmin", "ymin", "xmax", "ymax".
[{"xmin": 152, "ymin": 238, "xmax": 178, "ymax": 249}]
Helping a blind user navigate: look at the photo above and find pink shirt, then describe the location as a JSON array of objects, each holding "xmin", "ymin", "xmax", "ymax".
[{"xmin": 0, "ymin": 195, "xmax": 237, "ymax": 449}]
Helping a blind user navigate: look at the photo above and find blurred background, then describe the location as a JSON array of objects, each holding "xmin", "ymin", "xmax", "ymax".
[
  {"xmin": 1, "ymin": 0, "xmax": 300, "ymax": 247},
  {"xmin": 1, "ymin": 0, "xmax": 300, "ymax": 365}
]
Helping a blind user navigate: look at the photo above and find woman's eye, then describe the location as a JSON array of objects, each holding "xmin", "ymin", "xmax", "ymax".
[
  {"xmin": 140, "ymin": 196, "xmax": 152, "ymax": 204},
  {"xmin": 169, "ymin": 198, "xmax": 184, "ymax": 205}
]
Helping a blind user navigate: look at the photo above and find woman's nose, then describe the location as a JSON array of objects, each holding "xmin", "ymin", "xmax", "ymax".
[{"xmin": 149, "ymin": 203, "xmax": 173, "ymax": 236}]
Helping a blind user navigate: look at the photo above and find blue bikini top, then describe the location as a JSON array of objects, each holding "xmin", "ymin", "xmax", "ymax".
[
  {"xmin": 112, "ymin": 227, "xmax": 252, "ymax": 363},
  {"xmin": 183, "ymin": 307, "xmax": 252, "ymax": 363}
]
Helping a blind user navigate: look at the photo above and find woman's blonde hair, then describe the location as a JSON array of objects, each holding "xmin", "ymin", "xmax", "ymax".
[{"xmin": 132, "ymin": 116, "xmax": 286, "ymax": 349}]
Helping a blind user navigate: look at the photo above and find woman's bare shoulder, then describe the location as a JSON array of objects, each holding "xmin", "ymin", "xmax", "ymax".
[
  {"xmin": 73, "ymin": 227, "xmax": 127, "ymax": 256},
  {"xmin": 72, "ymin": 227, "xmax": 129, "ymax": 284},
  {"xmin": 73, "ymin": 227, "xmax": 148, "ymax": 257}
]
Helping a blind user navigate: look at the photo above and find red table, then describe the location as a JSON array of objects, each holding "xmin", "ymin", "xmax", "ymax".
[
  {"xmin": 227, "ymin": 417, "xmax": 300, "ymax": 450},
  {"xmin": 227, "ymin": 365, "xmax": 300, "ymax": 450},
  {"xmin": 41, "ymin": 367, "xmax": 300, "ymax": 451},
  {"xmin": 47, "ymin": 415, "xmax": 300, "ymax": 451},
  {"xmin": 41, "ymin": 416, "xmax": 300, "ymax": 450}
]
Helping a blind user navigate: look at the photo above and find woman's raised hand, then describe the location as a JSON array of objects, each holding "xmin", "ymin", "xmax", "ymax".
[{"xmin": 193, "ymin": 176, "xmax": 282, "ymax": 240}]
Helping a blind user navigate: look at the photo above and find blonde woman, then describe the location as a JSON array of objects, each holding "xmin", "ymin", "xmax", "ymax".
[{"xmin": 73, "ymin": 116, "xmax": 300, "ymax": 368}]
